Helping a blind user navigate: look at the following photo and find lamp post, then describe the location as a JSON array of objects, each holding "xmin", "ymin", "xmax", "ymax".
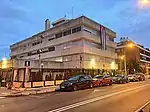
[
  {"xmin": 40, "ymin": 63, "xmax": 45, "ymax": 86},
  {"xmin": 39, "ymin": 35, "xmax": 44, "ymax": 75},
  {"xmin": 120, "ymin": 43, "xmax": 134, "ymax": 75}
]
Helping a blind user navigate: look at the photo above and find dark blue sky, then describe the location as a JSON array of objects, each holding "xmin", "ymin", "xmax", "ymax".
[{"xmin": 0, "ymin": 0, "xmax": 150, "ymax": 59}]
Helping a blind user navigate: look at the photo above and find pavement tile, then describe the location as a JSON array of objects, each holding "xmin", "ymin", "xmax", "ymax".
[{"xmin": 0, "ymin": 86, "xmax": 58, "ymax": 97}]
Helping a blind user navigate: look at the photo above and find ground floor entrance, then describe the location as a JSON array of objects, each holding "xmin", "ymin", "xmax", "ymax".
[{"xmin": 10, "ymin": 68, "xmax": 117, "ymax": 88}]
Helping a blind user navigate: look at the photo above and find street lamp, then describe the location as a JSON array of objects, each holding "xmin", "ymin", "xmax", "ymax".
[
  {"xmin": 120, "ymin": 55, "xmax": 126, "ymax": 75},
  {"xmin": 2, "ymin": 57, "xmax": 8, "ymax": 69},
  {"xmin": 120, "ymin": 43, "xmax": 134, "ymax": 75},
  {"xmin": 128, "ymin": 43, "xmax": 133, "ymax": 48},
  {"xmin": 111, "ymin": 61, "xmax": 116, "ymax": 70},
  {"xmin": 138, "ymin": 0, "xmax": 150, "ymax": 8},
  {"xmin": 141, "ymin": 0, "xmax": 150, "ymax": 4}
]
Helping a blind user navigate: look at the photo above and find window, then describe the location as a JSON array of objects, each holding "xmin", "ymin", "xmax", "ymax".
[
  {"xmin": 27, "ymin": 52, "xmax": 31, "ymax": 56},
  {"xmin": 32, "ymin": 41, "xmax": 42, "ymax": 46},
  {"xmin": 83, "ymin": 27, "xmax": 97, "ymax": 35},
  {"xmin": 42, "ymin": 48, "xmax": 49, "ymax": 53},
  {"xmin": 63, "ymin": 56, "xmax": 72, "ymax": 62},
  {"xmin": 63, "ymin": 29, "xmax": 71, "ymax": 36},
  {"xmin": 72, "ymin": 26, "xmax": 81, "ymax": 33},
  {"xmin": 49, "ymin": 46, "xmax": 55, "ymax": 52},
  {"xmin": 48, "ymin": 37, "xmax": 55, "ymax": 41},
  {"xmin": 55, "ymin": 32, "xmax": 62, "ymax": 38},
  {"xmin": 31, "ymin": 50, "xmax": 38, "ymax": 55},
  {"xmin": 19, "ymin": 56, "xmax": 24, "ymax": 58},
  {"xmin": 109, "ymin": 37, "xmax": 114, "ymax": 42}
]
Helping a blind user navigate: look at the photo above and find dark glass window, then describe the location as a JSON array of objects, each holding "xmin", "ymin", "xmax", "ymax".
[
  {"xmin": 63, "ymin": 29, "xmax": 71, "ymax": 36},
  {"xmin": 72, "ymin": 26, "xmax": 81, "ymax": 33},
  {"xmin": 32, "ymin": 41, "xmax": 42, "ymax": 46},
  {"xmin": 49, "ymin": 46, "xmax": 55, "ymax": 52},
  {"xmin": 27, "ymin": 52, "xmax": 31, "ymax": 56},
  {"xmin": 48, "ymin": 38, "xmax": 55, "ymax": 41},
  {"xmin": 31, "ymin": 51, "xmax": 37, "ymax": 55},
  {"xmin": 109, "ymin": 37, "xmax": 114, "ymax": 42},
  {"xmin": 55, "ymin": 32, "xmax": 62, "ymax": 38}
]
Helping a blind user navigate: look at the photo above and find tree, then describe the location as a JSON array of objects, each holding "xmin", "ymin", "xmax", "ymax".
[{"xmin": 126, "ymin": 59, "xmax": 144, "ymax": 74}]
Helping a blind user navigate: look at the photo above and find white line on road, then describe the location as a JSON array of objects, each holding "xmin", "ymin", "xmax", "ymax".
[
  {"xmin": 135, "ymin": 100, "xmax": 150, "ymax": 112},
  {"xmin": 0, "ymin": 97, "xmax": 6, "ymax": 99},
  {"xmin": 48, "ymin": 84, "xmax": 150, "ymax": 112}
]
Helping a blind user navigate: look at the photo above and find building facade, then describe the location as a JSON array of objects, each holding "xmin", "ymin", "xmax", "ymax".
[
  {"xmin": 116, "ymin": 37, "xmax": 150, "ymax": 74},
  {"xmin": 10, "ymin": 16, "xmax": 118, "ymax": 88}
]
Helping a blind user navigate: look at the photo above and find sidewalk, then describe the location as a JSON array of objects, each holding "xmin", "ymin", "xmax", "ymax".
[{"xmin": 0, "ymin": 86, "xmax": 59, "ymax": 97}]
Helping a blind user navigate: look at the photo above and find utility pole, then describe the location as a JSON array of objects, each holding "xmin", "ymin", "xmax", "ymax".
[
  {"xmin": 72, "ymin": 6, "xmax": 74, "ymax": 19},
  {"xmin": 39, "ymin": 35, "xmax": 44, "ymax": 76}
]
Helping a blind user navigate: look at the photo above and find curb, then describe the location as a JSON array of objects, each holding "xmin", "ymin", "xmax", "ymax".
[{"xmin": 0, "ymin": 89, "xmax": 57, "ymax": 97}]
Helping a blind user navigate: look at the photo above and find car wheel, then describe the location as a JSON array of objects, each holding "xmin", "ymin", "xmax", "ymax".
[
  {"xmin": 99, "ymin": 82, "xmax": 103, "ymax": 87},
  {"xmin": 109, "ymin": 81, "xmax": 112, "ymax": 86},
  {"xmin": 123, "ymin": 80, "xmax": 126, "ymax": 84},
  {"xmin": 89, "ymin": 83, "xmax": 93, "ymax": 88},
  {"xmin": 109, "ymin": 83, "xmax": 112, "ymax": 86},
  {"xmin": 72, "ymin": 85, "xmax": 78, "ymax": 91}
]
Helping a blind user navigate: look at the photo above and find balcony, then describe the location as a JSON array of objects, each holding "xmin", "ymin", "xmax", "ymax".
[
  {"xmin": 83, "ymin": 46, "xmax": 118, "ymax": 59},
  {"xmin": 106, "ymin": 40, "xmax": 117, "ymax": 48},
  {"xmin": 10, "ymin": 31, "xmax": 100, "ymax": 57},
  {"xmin": 21, "ymin": 44, "xmax": 117, "ymax": 61}
]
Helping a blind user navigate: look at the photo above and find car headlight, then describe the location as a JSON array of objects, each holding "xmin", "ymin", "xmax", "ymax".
[
  {"xmin": 67, "ymin": 83, "xmax": 73, "ymax": 86},
  {"xmin": 118, "ymin": 78, "xmax": 122, "ymax": 80}
]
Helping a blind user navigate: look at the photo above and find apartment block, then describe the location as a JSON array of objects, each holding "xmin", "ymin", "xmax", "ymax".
[
  {"xmin": 9, "ymin": 16, "xmax": 118, "ymax": 87},
  {"xmin": 116, "ymin": 37, "xmax": 150, "ymax": 74}
]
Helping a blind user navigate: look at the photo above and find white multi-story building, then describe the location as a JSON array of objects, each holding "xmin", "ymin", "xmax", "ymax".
[{"xmin": 10, "ymin": 16, "xmax": 118, "ymax": 87}]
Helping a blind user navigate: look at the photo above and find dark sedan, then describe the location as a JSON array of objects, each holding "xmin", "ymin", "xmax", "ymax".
[{"xmin": 60, "ymin": 75, "xmax": 93, "ymax": 91}]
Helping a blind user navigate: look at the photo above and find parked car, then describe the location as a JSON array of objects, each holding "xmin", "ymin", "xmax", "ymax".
[
  {"xmin": 112, "ymin": 76, "xmax": 119, "ymax": 83},
  {"xmin": 112, "ymin": 75, "xmax": 129, "ymax": 84},
  {"xmin": 92, "ymin": 75, "xmax": 112, "ymax": 87},
  {"xmin": 128, "ymin": 74, "xmax": 139, "ymax": 82},
  {"xmin": 60, "ymin": 74, "xmax": 93, "ymax": 91},
  {"xmin": 135, "ymin": 73, "xmax": 145, "ymax": 81}
]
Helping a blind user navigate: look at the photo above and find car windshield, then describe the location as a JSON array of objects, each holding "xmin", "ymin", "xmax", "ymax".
[
  {"xmin": 95, "ymin": 75, "xmax": 103, "ymax": 78},
  {"xmin": 117, "ymin": 75, "xmax": 123, "ymax": 77},
  {"xmin": 68, "ymin": 76, "xmax": 80, "ymax": 81},
  {"xmin": 112, "ymin": 76, "xmax": 118, "ymax": 78},
  {"xmin": 128, "ymin": 75, "xmax": 134, "ymax": 77}
]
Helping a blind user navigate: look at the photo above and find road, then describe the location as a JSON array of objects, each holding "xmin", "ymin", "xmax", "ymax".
[{"xmin": 0, "ymin": 80, "xmax": 150, "ymax": 112}]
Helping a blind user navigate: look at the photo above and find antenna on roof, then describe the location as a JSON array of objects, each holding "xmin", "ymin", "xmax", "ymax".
[
  {"xmin": 72, "ymin": 6, "xmax": 74, "ymax": 19},
  {"xmin": 64, "ymin": 14, "xmax": 66, "ymax": 18}
]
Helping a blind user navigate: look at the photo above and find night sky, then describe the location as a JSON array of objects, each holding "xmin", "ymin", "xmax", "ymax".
[{"xmin": 0, "ymin": 0, "xmax": 150, "ymax": 59}]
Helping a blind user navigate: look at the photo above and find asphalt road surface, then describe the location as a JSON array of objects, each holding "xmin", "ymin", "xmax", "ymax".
[{"xmin": 0, "ymin": 80, "xmax": 150, "ymax": 112}]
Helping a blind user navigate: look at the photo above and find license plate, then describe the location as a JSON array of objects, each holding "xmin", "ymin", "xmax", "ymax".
[{"xmin": 61, "ymin": 86, "xmax": 65, "ymax": 89}]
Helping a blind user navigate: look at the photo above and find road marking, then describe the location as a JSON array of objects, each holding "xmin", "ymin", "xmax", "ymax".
[
  {"xmin": 0, "ymin": 97, "xmax": 5, "ymax": 99},
  {"xmin": 48, "ymin": 84, "xmax": 150, "ymax": 112},
  {"xmin": 135, "ymin": 100, "xmax": 150, "ymax": 112}
]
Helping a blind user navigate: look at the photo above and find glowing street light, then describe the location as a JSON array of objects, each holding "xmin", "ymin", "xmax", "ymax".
[
  {"xmin": 138, "ymin": 0, "xmax": 150, "ymax": 8},
  {"xmin": 120, "ymin": 55, "xmax": 125, "ymax": 60},
  {"xmin": 128, "ymin": 43, "xmax": 133, "ymax": 48},
  {"xmin": 2, "ymin": 57, "xmax": 8, "ymax": 69},
  {"xmin": 120, "ymin": 43, "xmax": 134, "ymax": 75},
  {"xmin": 91, "ymin": 58, "xmax": 95, "ymax": 65},
  {"xmin": 111, "ymin": 61, "xmax": 116, "ymax": 70},
  {"xmin": 141, "ymin": 0, "xmax": 150, "ymax": 5},
  {"xmin": 90, "ymin": 58, "xmax": 95, "ymax": 68}
]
